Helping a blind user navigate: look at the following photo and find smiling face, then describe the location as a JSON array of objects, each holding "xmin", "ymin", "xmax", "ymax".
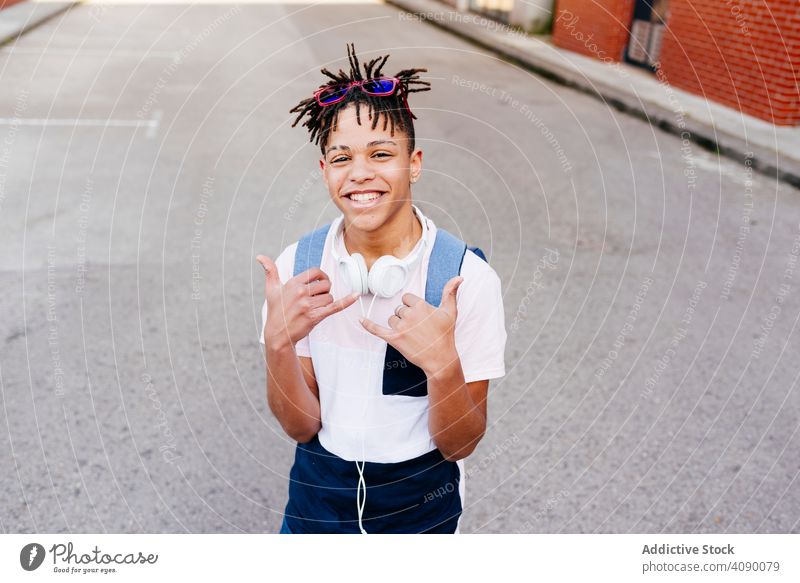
[{"xmin": 320, "ymin": 103, "xmax": 422, "ymax": 235}]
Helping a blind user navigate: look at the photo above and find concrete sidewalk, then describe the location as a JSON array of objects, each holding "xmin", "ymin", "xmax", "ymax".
[
  {"xmin": 387, "ymin": 0, "xmax": 800, "ymax": 188},
  {"xmin": 0, "ymin": 0, "xmax": 77, "ymax": 47}
]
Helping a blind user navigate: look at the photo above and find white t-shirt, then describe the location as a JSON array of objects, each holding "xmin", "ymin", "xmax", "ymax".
[{"xmin": 260, "ymin": 206, "xmax": 506, "ymax": 464}]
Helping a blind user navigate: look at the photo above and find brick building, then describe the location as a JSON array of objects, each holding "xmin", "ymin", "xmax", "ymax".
[{"xmin": 552, "ymin": 0, "xmax": 800, "ymax": 126}]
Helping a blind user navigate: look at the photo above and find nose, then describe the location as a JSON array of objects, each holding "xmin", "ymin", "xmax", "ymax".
[{"xmin": 348, "ymin": 154, "xmax": 375, "ymax": 183}]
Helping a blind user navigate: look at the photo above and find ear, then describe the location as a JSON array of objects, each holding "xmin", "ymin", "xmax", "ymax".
[
  {"xmin": 319, "ymin": 155, "xmax": 329, "ymax": 190},
  {"xmin": 409, "ymin": 147, "xmax": 423, "ymax": 183}
]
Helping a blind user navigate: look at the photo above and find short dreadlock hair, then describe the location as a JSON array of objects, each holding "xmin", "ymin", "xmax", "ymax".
[{"xmin": 289, "ymin": 43, "xmax": 430, "ymax": 157}]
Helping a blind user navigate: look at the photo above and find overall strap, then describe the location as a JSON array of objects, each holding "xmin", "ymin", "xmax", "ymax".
[
  {"xmin": 293, "ymin": 223, "xmax": 331, "ymax": 276},
  {"xmin": 468, "ymin": 246, "xmax": 487, "ymax": 262}
]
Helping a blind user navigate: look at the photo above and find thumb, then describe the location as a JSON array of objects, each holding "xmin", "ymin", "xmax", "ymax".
[
  {"xmin": 439, "ymin": 276, "xmax": 463, "ymax": 313},
  {"xmin": 255, "ymin": 255, "xmax": 281, "ymax": 291}
]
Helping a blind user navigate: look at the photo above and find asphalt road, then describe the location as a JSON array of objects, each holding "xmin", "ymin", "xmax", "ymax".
[{"xmin": 1, "ymin": 1, "xmax": 798, "ymax": 533}]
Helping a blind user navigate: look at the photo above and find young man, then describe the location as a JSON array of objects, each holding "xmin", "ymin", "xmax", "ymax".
[{"xmin": 257, "ymin": 44, "xmax": 506, "ymax": 534}]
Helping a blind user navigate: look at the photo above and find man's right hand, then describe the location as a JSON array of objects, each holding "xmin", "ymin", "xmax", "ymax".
[{"xmin": 256, "ymin": 255, "xmax": 359, "ymax": 349}]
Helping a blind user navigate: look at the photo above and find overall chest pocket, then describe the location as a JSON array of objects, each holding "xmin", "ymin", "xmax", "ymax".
[{"xmin": 381, "ymin": 344, "xmax": 428, "ymax": 397}]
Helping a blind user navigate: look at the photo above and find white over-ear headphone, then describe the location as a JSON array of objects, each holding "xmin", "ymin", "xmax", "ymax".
[{"xmin": 331, "ymin": 204, "xmax": 428, "ymax": 300}]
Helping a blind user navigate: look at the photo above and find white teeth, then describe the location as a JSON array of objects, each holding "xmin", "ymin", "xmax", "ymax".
[{"xmin": 350, "ymin": 192, "xmax": 382, "ymax": 202}]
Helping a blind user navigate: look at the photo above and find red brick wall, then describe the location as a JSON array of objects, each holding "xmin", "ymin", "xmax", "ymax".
[
  {"xmin": 552, "ymin": 0, "xmax": 636, "ymax": 62},
  {"xmin": 0, "ymin": 0, "xmax": 27, "ymax": 9},
  {"xmin": 659, "ymin": 1, "xmax": 800, "ymax": 126}
]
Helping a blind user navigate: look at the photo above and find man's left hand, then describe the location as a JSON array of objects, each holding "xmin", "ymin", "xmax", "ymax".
[{"xmin": 359, "ymin": 276, "xmax": 463, "ymax": 375}]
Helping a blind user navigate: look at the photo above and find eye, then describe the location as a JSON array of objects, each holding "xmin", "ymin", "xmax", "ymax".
[
  {"xmin": 331, "ymin": 156, "xmax": 349, "ymax": 163},
  {"xmin": 373, "ymin": 152, "xmax": 391, "ymax": 158}
]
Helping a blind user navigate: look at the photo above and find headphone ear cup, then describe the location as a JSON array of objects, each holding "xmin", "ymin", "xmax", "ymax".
[
  {"xmin": 351, "ymin": 253, "xmax": 370, "ymax": 295},
  {"xmin": 339, "ymin": 254, "xmax": 367, "ymax": 296},
  {"xmin": 369, "ymin": 256, "xmax": 407, "ymax": 298}
]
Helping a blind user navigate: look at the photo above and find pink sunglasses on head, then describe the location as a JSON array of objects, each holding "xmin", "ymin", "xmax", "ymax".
[{"xmin": 313, "ymin": 76, "xmax": 417, "ymax": 119}]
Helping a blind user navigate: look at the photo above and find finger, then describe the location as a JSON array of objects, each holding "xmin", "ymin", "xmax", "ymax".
[
  {"xmin": 401, "ymin": 292, "xmax": 424, "ymax": 307},
  {"xmin": 293, "ymin": 267, "xmax": 330, "ymax": 285},
  {"xmin": 309, "ymin": 292, "xmax": 333, "ymax": 309},
  {"xmin": 439, "ymin": 276, "xmax": 464, "ymax": 311},
  {"xmin": 306, "ymin": 278, "xmax": 331, "ymax": 296},
  {"xmin": 359, "ymin": 317, "xmax": 394, "ymax": 341},
  {"xmin": 317, "ymin": 292, "xmax": 360, "ymax": 319},
  {"xmin": 388, "ymin": 314, "xmax": 401, "ymax": 329},
  {"xmin": 256, "ymin": 255, "xmax": 281, "ymax": 288}
]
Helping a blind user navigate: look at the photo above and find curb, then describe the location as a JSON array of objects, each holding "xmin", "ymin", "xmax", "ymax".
[
  {"xmin": 386, "ymin": 0, "xmax": 800, "ymax": 188},
  {"xmin": 0, "ymin": 1, "xmax": 78, "ymax": 47}
]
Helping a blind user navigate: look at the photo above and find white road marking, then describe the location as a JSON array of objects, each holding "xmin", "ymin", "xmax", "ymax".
[
  {"xmin": 2, "ymin": 47, "xmax": 179, "ymax": 58},
  {"xmin": 0, "ymin": 114, "xmax": 162, "ymax": 138}
]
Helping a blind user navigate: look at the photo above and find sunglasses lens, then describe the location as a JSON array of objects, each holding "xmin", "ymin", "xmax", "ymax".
[
  {"xmin": 363, "ymin": 78, "xmax": 396, "ymax": 95},
  {"xmin": 318, "ymin": 86, "xmax": 348, "ymax": 104}
]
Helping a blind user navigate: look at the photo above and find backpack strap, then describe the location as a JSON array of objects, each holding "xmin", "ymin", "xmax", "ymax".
[
  {"xmin": 425, "ymin": 228, "xmax": 468, "ymax": 307},
  {"xmin": 293, "ymin": 223, "xmax": 331, "ymax": 276}
]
